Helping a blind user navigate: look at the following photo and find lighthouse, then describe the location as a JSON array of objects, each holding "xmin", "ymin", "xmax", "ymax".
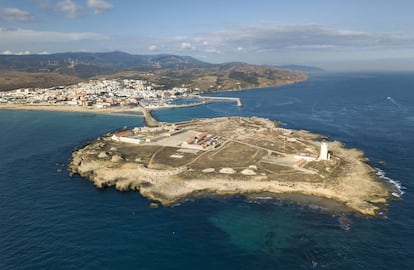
[{"xmin": 319, "ymin": 142, "xmax": 330, "ymax": 160}]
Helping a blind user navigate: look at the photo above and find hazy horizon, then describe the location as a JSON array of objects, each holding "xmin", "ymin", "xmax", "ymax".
[{"xmin": 1, "ymin": 0, "xmax": 414, "ymax": 71}]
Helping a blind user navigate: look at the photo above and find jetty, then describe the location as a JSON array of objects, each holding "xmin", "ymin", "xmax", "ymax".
[
  {"xmin": 190, "ymin": 95, "xmax": 242, "ymax": 107},
  {"xmin": 142, "ymin": 108, "xmax": 159, "ymax": 127}
]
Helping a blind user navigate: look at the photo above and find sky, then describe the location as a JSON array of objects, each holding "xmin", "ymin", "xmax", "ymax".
[{"xmin": 1, "ymin": 0, "xmax": 414, "ymax": 70}]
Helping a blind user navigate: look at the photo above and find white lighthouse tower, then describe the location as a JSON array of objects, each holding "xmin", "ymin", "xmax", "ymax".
[{"xmin": 319, "ymin": 142, "xmax": 329, "ymax": 160}]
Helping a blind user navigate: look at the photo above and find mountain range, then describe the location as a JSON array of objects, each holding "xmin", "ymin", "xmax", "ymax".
[{"xmin": 0, "ymin": 51, "xmax": 309, "ymax": 91}]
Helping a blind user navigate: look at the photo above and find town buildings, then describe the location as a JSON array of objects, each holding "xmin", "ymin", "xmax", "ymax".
[{"xmin": 0, "ymin": 78, "xmax": 192, "ymax": 109}]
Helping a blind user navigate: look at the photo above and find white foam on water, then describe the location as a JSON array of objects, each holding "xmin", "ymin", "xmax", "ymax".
[{"xmin": 375, "ymin": 168, "xmax": 405, "ymax": 196}]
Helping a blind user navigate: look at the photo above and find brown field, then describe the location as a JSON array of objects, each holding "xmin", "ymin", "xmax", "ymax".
[
  {"xmin": 258, "ymin": 162, "xmax": 297, "ymax": 174},
  {"xmin": 108, "ymin": 143, "xmax": 162, "ymax": 164},
  {"xmin": 149, "ymin": 146, "xmax": 197, "ymax": 168},
  {"xmin": 0, "ymin": 71, "xmax": 80, "ymax": 91},
  {"xmin": 190, "ymin": 141, "xmax": 267, "ymax": 169}
]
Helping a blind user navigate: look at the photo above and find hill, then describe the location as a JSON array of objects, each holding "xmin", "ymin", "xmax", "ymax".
[{"xmin": 0, "ymin": 51, "xmax": 306, "ymax": 91}]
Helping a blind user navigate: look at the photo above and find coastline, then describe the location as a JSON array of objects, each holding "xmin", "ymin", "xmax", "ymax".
[
  {"xmin": 0, "ymin": 99, "xmax": 216, "ymax": 116},
  {"xmin": 68, "ymin": 117, "xmax": 396, "ymax": 217},
  {"xmin": 0, "ymin": 102, "xmax": 211, "ymax": 117},
  {"xmin": 0, "ymin": 104, "xmax": 141, "ymax": 116},
  {"xmin": 0, "ymin": 78, "xmax": 307, "ymax": 116}
]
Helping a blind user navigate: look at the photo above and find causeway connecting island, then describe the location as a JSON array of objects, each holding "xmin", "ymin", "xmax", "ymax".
[{"xmin": 69, "ymin": 116, "xmax": 397, "ymax": 216}]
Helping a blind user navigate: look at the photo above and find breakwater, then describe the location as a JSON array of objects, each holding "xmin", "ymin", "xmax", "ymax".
[{"xmin": 190, "ymin": 95, "xmax": 242, "ymax": 107}]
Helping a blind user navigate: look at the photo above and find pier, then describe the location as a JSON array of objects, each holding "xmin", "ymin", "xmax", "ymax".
[
  {"xmin": 190, "ymin": 95, "xmax": 242, "ymax": 107},
  {"xmin": 142, "ymin": 108, "xmax": 159, "ymax": 127}
]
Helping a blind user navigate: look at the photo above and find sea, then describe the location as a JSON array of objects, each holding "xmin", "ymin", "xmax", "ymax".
[{"xmin": 1, "ymin": 72, "xmax": 413, "ymax": 269}]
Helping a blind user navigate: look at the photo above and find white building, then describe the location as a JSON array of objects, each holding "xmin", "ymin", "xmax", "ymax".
[{"xmin": 319, "ymin": 142, "xmax": 330, "ymax": 160}]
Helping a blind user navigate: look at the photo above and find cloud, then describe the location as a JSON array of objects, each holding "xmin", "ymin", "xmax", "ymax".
[
  {"xmin": 205, "ymin": 48, "xmax": 221, "ymax": 54},
  {"xmin": 31, "ymin": 0, "xmax": 53, "ymax": 11},
  {"xmin": 120, "ymin": 24, "xmax": 414, "ymax": 66},
  {"xmin": 0, "ymin": 28, "xmax": 109, "ymax": 54},
  {"xmin": 0, "ymin": 8, "xmax": 36, "ymax": 22},
  {"xmin": 200, "ymin": 24, "xmax": 414, "ymax": 53},
  {"xmin": 179, "ymin": 42, "xmax": 194, "ymax": 50},
  {"xmin": 87, "ymin": 0, "xmax": 113, "ymax": 14},
  {"xmin": 56, "ymin": 0, "xmax": 82, "ymax": 19},
  {"xmin": 1, "ymin": 50, "xmax": 31, "ymax": 55},
  {"xmin": 148, "ymin": 45, "xmax": 158, "ymax": 52},
  {"xmin": 0, "ymin": 28, "xmax": 107, "ymax": 44}
]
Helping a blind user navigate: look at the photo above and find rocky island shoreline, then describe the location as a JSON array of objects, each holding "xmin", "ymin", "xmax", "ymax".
[{"xmin": 69, "ymin": 116, "xmax": 398, "ymax": 216}]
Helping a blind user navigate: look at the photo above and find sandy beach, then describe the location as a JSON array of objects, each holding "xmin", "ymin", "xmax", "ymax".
[{"xmin": 0, "ymin": 104, "xmax": 146, "ymax": 116}]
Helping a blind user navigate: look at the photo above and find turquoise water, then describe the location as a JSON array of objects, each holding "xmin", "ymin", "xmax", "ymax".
[{"xmin": 1, "ymin": 72, "xmax": 414, "ymax": 269}]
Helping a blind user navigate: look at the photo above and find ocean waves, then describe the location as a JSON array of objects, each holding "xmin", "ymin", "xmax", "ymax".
[{"xmin": 376, "ymin": 168, "xmax": 405, "ymax": 197}]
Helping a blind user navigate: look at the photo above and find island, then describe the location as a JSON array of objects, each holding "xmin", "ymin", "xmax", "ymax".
[{"xmin": 69, "ymin": 116, "xmax": 397, "ymax": 216}]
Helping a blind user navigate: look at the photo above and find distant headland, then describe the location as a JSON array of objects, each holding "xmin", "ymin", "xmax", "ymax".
[
  {"xmin": 0, "ymin": 52, "xmax": 307, "ymax": 114},
  {"xmin": 69, "ymin": 116, "xmax": 398, "ymax": 216},
  {"xmin": 0, "ymin": 51, "xmax": 307, "ymax": 92}
]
